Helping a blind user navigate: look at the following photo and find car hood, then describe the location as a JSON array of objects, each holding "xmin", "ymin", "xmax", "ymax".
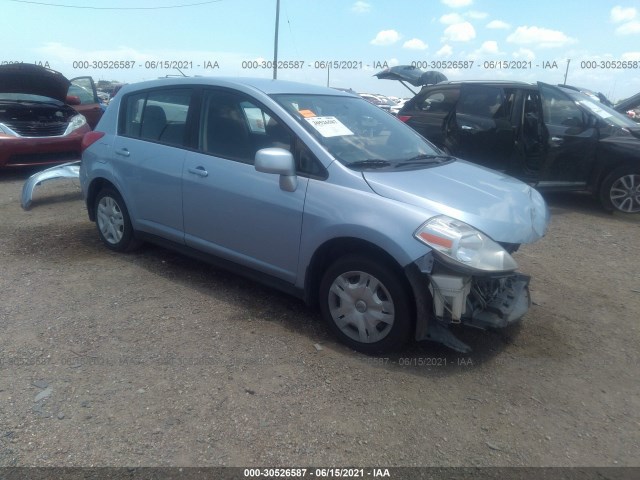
[
  {"xmin": 374, "ymin": 65, "xmax": 447, "ymax": 87},
  {"xmin": 0, "ymin": 63, "xmax": 70, "ymax": 102},
  {"xmin": 363, "ymin": 160, "xmax": 549, "ymax": 244},
  {"xmin": 615, "ymin": 91, "xmax": 640, "ymax": 112}
]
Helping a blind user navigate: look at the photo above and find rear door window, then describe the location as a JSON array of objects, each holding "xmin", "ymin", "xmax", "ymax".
[
  {"xmin": 457, "ymin": 86, "xmax": 506, "ymax": 119},
  {"xmin": 416, "ymin": 89, "xmax": 459, "ymax": 113},
  {"xmin": 119, "ymin": 88, "xmax": 193, "ymax": 147}
]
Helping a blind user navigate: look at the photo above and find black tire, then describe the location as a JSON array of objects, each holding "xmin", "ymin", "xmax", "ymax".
[
  {"xmin": 319, "ymin": 254, "xmax": 413, "ymax": 354},
  {"xmin": 599, "ymin": 166, "xmax": 640, "ymax": 213},
  {"xmin": 94, "ymin": 187, "xmax": 141, "ymax": 252}
]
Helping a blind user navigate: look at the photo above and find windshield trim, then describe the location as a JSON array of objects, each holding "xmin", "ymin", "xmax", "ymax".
[{"xmin": 566, "ymin": 90, "xmax": 638, "ymax": 128}]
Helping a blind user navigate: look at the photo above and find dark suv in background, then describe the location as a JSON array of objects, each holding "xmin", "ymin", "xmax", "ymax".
[{"xmin": 397, "ymin": 80, "xmax": 640, "ymax": 214}]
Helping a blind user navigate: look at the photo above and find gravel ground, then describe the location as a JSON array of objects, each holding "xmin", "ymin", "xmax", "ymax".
[{"xmin": 0, "ymin": 170, "xmax": 638, "ymax": 468}]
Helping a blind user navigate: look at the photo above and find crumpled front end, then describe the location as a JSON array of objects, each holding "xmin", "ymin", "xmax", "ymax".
[
  {"xmin": 430, "ymin": 272, "xmax": 531, "ymax": 330},
  {"xmin": 408, "ymin": 252, "xmax": 533, "ymax": 353}
]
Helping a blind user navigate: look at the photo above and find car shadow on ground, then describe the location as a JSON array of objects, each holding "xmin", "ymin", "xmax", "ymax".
[
  {"xmin": 90, "ymin": 241, "xmax": 525, "ymax": 375},
  {"xmin": 0, "ymin": 166, "xmax": 47, "ymax": 182},
  {"xmin": 542, "ymin": 190, "xmax": 640, "ymax": 224}
]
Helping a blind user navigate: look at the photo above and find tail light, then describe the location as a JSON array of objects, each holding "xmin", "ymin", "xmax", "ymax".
[
  {"xmin": 81, "ymin": 131, "xmax": 105, "ymax": 152},
  {"xmin": 397, "ymin": 115, "xmax": 412, "ymax": 123}
]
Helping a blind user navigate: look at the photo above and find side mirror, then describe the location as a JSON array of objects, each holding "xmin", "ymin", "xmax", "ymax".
[
  {"xmin": 66, "ymin": 95, "xmax": 81, "ymax": 106},
  {"xmin": 255, "ymin": 148, "xmax": 297, "ymax": 192}
]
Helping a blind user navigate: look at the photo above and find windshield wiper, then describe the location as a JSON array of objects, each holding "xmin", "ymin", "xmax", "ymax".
[
  {"xmin": 394, "ymin": 154, "xmax": 453, "ymax": 167},
  {"xmin": 349, "ymin": 159, "xmax": 392, "ymax": 169}
]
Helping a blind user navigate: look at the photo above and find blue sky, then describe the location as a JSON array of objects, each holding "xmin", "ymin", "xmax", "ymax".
[{"xmin": 1, "ymin": 0, "xmax": 639, "ymax": 101}]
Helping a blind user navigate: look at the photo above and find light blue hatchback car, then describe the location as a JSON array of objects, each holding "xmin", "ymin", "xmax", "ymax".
[{"xmin": 80, "ymin": 77, "xmax": 549, "ymax": 354}]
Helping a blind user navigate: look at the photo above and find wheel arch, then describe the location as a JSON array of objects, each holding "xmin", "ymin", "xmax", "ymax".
[
  {"xmin": 303, "ymin": 236, "xmax": 416, "ymax": 310},
  {"xmin": 590, "ymin": 142, "xmax": 640, "ymax": 193},
  {"xmin": 86, "ymin": 178, "xmax": 119, "ymax": 221}
]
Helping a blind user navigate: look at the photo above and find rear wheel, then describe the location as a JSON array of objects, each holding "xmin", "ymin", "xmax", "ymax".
[
  {"xmin": 319, "ymin": 255, "xmax": 412, "ymax": 354},
  {"xmin": 94, "ymin": 187, "xmax": 140, "ymax": 252},
  {"xmin": 599, "ymin": 167, "xmax": 640, "ymax": 213}
]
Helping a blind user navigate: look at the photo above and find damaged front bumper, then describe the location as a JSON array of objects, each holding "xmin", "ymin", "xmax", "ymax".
[
  {"xmin": 407, "ymin": 254, "xmax": 531, "ymax": 353},
  {"xmin": 20, "ymin": 160, "xmax": 81, "ymax": 210}
]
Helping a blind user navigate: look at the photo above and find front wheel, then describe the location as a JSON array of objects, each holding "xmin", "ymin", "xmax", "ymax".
[
  {"xmin": 319, "ymin": 255, "xmax": 413, "ymax": 354},
  {"xmin": 599, "ymin": 166, "xmax": 640, "ymax": 213},
  {"xmin": 94, "ymin": 187, "xmax": 140, "ymax": 252}
]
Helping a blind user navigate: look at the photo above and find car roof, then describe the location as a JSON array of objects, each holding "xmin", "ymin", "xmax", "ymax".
[{"xmin": 117, "ymin": 76, "xmax": 358, "ymax": 97}]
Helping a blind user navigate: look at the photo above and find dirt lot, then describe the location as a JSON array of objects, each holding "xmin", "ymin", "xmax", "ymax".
[{"xmin": 0, "ymin": 169, "xmax": 638, "ymax": 468}]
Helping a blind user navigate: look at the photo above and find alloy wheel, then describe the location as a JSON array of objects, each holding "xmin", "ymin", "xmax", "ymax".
[
  {"xmin": 610, "ymin": 173, "xmax": 640, "ymax": 213},
  {"xmin": 97, "ymin": 196, "xmax": 125, "ymax": 245}
]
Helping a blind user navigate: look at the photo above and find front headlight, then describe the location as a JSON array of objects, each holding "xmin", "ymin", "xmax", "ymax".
[
  {"xmin": 415, "ymin": 215, "xmax": 518, "ymax": 272},
  {"xmin": 66, "ymin": 114, "xmax": 88, "ymax": 134}
]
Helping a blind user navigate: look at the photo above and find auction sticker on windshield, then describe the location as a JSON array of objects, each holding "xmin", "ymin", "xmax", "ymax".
[
  {"xmin": 581, "ymin": 100, "xmax": 613, "ymax": 119},
  {"xmin": 305, "ymin": 116, "xmax": 354, "ymax": 137}
]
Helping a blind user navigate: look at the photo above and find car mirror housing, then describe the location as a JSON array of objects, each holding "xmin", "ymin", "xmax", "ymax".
[
  {"xmin": 255, "ymin": 147, "xmax": 298, "ymax": 192},
  {"xmin": 66, "ymin": 95, "xmax": 81, "ymax": 105}
]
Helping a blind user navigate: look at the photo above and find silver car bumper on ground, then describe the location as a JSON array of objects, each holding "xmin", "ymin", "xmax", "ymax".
[{"xmin": 21, "ymin": 161, "xmax": 80, "ymax": 210}]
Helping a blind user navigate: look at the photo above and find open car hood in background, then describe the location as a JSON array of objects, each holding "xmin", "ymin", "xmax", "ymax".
[
  {"xmin": 0, "ymin": 63, "xmax": 70, "ymax": 102},
  {"xmin": 374, "ymin": 65, "xmax": 448, "ymax": 86},
  {"xmin": 615, "ymin": 91, "xmax": 640, "ymax": 113}
]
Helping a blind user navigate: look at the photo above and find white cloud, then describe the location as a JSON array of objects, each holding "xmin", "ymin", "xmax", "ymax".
[
  {"xmin": 370, "ymin": 30, "xmax": 401, "ymax": 46},
  {"xmin": 610, "ymin": 6, "xmax": 636, "ymax": 23},
  {"xmin": 403, "ymin": 38, "xmax": 428, "ymax": 50},
  {"xmin": 486, "ymin": 20, "xmax": 511, "ymax": 30},
  {"xmin": 477, "ymin": 40, "xmax": 500, "ymax": 54},
  {"xmin": 436, "ymin": 44, "xmax": 454, "ymax": 57},
  {"xmin": 443, "ymin": 22, "xmax": 476, "ymax": 42},
  {"xmin": 616, "ymin": 20, "xmax": 640, "ymax": 34},
  {"xmin": 506, "ymin": 26, "xmax": 576, "ymax": 48},
  {"xmin": 351, "ymin": 1, "xmax": 371, "ymax": 14},
  {"xmin": 440, "ymin": 13, "xmax": 464, "ymax": 24},
  {"xmin": 513, "ymin": 48, "xmax": 536, "ymax": 60},
  {"xmin": 441, "ymin": 0, "xmax": 473, "ymax": 8},
  {"xmin": 466, "ymin": 10, "xmax": 488, "ymax": 20},
  {"xmin": 621, "ymin": 51, "xmax": 640, "ymax": 60}
]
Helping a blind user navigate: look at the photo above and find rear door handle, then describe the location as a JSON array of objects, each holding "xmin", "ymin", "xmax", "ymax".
[
  {"xmin": 188, "ymin": 166, "xmax": 208, "ymax": 177},
  {"xmin": 115, "ymin": 148, "xmax": 130, "ymax": 157}
]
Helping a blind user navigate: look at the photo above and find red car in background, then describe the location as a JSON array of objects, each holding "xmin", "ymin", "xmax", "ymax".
[{"xmin": 0, "ymin": 63, "xmax": 102, "ymax": 169}]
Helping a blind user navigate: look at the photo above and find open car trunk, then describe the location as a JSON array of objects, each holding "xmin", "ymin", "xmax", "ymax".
[{"xmin": 374, "ymin": 65, "xmax": 448, "ymax": 94}]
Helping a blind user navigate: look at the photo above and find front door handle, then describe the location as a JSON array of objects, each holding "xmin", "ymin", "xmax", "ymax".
[{"xmin": 188, "ymin": 166, "xmax": 208, "ymax": 177}]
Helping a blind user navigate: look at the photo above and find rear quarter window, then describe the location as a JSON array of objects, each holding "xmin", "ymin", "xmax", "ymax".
[{"xmin": 119, "ymin": 88, "xmax": 193, "ymax": 147}]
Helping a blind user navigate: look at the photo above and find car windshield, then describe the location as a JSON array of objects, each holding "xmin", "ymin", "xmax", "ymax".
[
  {"xmin": 566, "ymin": 90, "xmax": 638, "ymax": 129},
  {"xmin": 272, "ymin": 94, "xmax": 443, "ymax": 169}
]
